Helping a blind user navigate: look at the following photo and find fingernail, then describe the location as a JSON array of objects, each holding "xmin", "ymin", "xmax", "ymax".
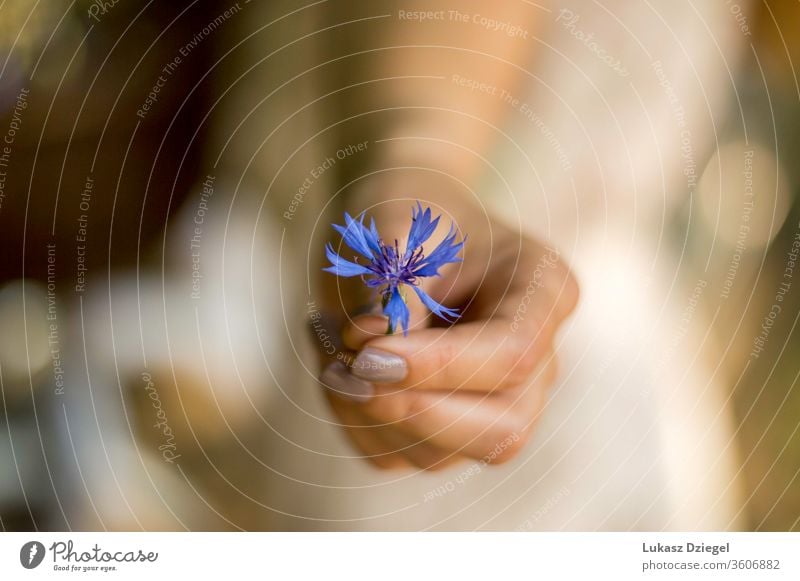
[
  {"xmin": 350, "ymin": 348, "xmax": 408, "ymax": 383},
  {"xmin": 320, "ymin": 362, "xmax": 374, "ymax": 402}
]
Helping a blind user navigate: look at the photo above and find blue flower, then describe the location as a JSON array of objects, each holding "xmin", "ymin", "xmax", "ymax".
[{"xmin": 324, "ymin": 203, "xmax": 464, "ymax": 335}]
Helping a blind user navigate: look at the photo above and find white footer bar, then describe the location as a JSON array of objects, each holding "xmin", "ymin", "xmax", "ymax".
[{"xmin": 1, "ymin": 532, "xmax": 798, "ymax": 580}]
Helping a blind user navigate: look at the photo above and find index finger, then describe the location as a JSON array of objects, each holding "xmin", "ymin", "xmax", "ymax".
[{"xmin": 349, "ymin": 314, "xmax": 553, "ymax": 393}]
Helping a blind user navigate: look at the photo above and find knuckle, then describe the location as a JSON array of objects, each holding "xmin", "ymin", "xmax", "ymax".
[
  {"xmin": 368, "ymin": 387, "xmax": 432, "ymax": 424},
  {"xmin": 555, "ymin": 264, "xmax": 580, "ymax": 318},
  {"xmin": 542, "ymin": 354, "xmax": 559, "ymax": 385},
  {"xmin": 517, "ymin": 349, "xmax": 541, "ymax": 383},
  {"xmin": 424, "ymin": 341, "xmax": 459, "ymax": 386},
  {"xmin": 500, "ymin": 336, "xmax": 540, "ymax": 388},
  {"xmin": 438, "ymin": 339, "xmax": 459, "ymax": 370},
  {"xmin": 405, "ymin": 389, "xmax": 436, "ymax": 421},
  {"xmin": 363, "ymin": 390, "xmax": 410, "ymax": 423},
  {"xmin": 483, "ymin": 428, "xmax": 529, "ymax": 464}
]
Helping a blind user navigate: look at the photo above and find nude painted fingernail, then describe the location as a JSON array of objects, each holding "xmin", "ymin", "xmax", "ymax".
[
  {"xmin": 320, "ymin": 362, "xmax": 374, "ymax": 402},
  {"xmin": 351, "ymin": 347, "xmax": 408, "ymax": 383}
]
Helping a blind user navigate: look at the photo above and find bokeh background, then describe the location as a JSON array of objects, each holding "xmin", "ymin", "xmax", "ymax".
[{"xmin": 0, "ymin": 0, "xmax": 798, "ymax": 531}]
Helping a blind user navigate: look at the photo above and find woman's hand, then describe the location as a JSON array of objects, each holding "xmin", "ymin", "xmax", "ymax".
[{"xmin": 316, "ymin": 201, "xmax": 579, "ymax": 470}]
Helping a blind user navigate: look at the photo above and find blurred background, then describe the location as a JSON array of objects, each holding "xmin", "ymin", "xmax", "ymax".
[{"xmin": 0, "ymin": 0, "xmax": 798, "ymax": 531}]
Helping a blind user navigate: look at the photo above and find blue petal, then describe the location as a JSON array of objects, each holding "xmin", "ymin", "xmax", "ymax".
[
  {"xmin": 384, "ymin": 287, "xmax": 410, "ymax": 336},
  {"xmin": 405, "ymin": 202, "xmax": 440, "ymax": 259},
  {"xmin": 322, "ymin": 243, "xmax": 373, "ymax": 277},
  {"xmin": 369, "ymin": 217, "xmax": 380, "ymax": 245},
  {"xmin": 332, "ymin": 212, "xmax": 381, "ymax": 259},
  {"xmin": 357, "ymin": 213, "xmax": 382, "ymax": 255},
  {"xmin": 413, "ymin": 225, "xmax": 464, "ymax": 277},
  {"xmin": 412, "ymin": 285, "xmax": 459, "ymax": 322}
]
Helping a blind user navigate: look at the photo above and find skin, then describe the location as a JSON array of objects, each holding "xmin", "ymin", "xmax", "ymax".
[
  {"xmin": 319, "ymin": 197, "xmax": 578, "ymax": 470},
  {"xmin": 316, "ymin": 1, "xmax": 579, "ymax": 470}
]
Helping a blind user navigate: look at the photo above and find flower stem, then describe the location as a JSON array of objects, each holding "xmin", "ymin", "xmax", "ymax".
[{"xmin": 381, "ymin": 293, "xmax": 392, "ymax": 334}]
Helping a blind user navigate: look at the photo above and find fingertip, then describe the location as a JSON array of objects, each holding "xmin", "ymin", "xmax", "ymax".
[
  {"xmin": 342, "ymin": 314, "xmax": 390, "ymax": 350},
  {"xmin": 319, "ymin": 362, "xmax": 374, "ymax": 402}
]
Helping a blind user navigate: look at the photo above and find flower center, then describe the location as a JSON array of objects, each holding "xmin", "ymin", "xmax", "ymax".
[{"xmin": 358, "ymin": 238, "xmax": 425, "ymax": 294}]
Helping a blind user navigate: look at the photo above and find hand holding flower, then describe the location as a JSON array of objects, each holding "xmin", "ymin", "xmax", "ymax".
[{"xmin": 318, "ymin": 199, "xmax": 578, "ymax": 470}]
